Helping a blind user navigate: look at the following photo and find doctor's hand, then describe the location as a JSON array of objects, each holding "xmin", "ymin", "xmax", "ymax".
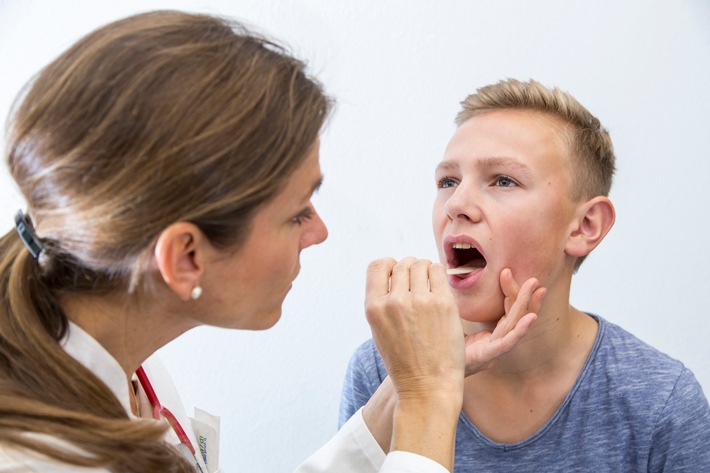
[
  {"xmin": 364, "ymin": 257, "xmax": 463, "ymax": 469},
  {"xmin": 365, "ymin": 257, "xmax": 464, "ymax": 401},
  {"xmin": 463, "ymin": 268, "xmax": 546, "ymax": 377}
]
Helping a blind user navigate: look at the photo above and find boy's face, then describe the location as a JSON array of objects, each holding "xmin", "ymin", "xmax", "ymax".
[{"xmin": 432, "ymin": 109, "xmax": 580, "ymax": 323}]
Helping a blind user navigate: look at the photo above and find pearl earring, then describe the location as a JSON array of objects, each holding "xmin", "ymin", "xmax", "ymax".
[{"xmin": 190, "ymin": 285, "xmax": 203, "ymax": 300}]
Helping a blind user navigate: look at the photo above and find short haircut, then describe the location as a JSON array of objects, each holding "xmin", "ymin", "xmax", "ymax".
[{"xmin": 456, "ymin": 79, "xmax": 615, "ymax": 202}]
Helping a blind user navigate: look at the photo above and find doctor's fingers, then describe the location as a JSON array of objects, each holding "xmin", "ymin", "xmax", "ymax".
[
  {"xmin": 427, "ymin": 263, "xmax": 450, "ymax": 294},
  {"xmin": 366, "ymin": 257, "xmax": 408, "ymax": 329},
  {"xmin": 494, "ymin": 275, "xmax": 544, "ymax": 341},
  {"xmin": 365, "ymin": 257, "xmax": 445, "ymax": 298},
  {"xmin": 365, "ymin": 257, "xmax": 398, "ymax": 300},
  {"xmin": 364, "ymin": 256, "xmax": 417, "ymax": 300},
  {"xmin": 365, "ymin": 258, "xmax": 457, "ymax": 327},
  {"xmin": 389, "ymin": 257, "xmax": 418, "ymax": 294},
  {"xmin": 407, "ymin": 258, "xmax": 434, "ymax": 294},
  {"xmin": 391, "ymin": 258, "xmax": 448, "ymax": 295},
  {"xmin": 496, "ymin": 269, "xmax": 520, "ymax": 335},
  {"xmin": 500, "ymin": 268, "xmax": 520, "ymax": 315}
]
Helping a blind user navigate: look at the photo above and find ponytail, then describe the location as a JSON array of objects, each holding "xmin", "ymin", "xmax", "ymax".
[{"xmin": 0, "ymin": 229, "xmax": 192, "ymax": 471}]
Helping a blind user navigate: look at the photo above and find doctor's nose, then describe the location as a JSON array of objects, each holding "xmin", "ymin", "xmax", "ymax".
[{"xmin": 300, "ymin": 208, "xmax": 328, "ymax": 250}]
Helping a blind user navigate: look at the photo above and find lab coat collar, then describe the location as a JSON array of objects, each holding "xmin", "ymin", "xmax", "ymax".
[{"xmin": 60, "ymin": 321, "xmax": 133, "ymax": 416}]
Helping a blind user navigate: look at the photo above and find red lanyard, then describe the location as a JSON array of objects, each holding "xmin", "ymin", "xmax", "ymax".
[{"xmin": 135, "ymin": 366, "xmax": 196, "ymax": 456}]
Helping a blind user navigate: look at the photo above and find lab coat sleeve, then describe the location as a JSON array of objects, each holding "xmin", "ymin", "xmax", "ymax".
[{"xmin": 295, "ymin": 408, "xmax": 449, "ymax": 473}]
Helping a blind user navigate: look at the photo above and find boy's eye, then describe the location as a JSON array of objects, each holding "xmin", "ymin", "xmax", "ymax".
[
  {"xmin": 437, "ymin": 177, "xmax": 459, "ymax": 189},
  {"xmin": 494, "ymin": 175, "xmax": 518, "ymax": 188}
]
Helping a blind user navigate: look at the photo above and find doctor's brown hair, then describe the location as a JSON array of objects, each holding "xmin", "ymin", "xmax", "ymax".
[{"xmin": 0, "ymin": 10, "xmax": 331, "ymax": 472}]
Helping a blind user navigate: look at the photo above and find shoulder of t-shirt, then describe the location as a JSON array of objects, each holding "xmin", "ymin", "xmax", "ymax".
[
  {"xmin": 590, "ymin": 314, "xmax": 694, "ymax": 401},
  {"xmin": 593, "ymin": 314, "xmax": 685, "ymax": 373},
  {"xmin": 349, "ymin": 338, "xmax": 387, "ymax": 382}
]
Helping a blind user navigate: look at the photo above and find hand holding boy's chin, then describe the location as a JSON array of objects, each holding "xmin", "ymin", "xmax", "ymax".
[{"xmin": 461, "ymin": 268, "xmax": 547, "ymax": 377}]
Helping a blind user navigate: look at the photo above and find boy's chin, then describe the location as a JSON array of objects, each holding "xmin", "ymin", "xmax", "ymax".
[
  {"xmin": 461, "ymin": 315, "xmax": 502, "ymax": 335},
  {"xmin": 458, "ymin": 306, "xmax": 505, "ymax": 334}
]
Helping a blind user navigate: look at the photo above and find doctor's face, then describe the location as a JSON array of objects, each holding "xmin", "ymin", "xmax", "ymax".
[{"xmin": 206, "ymin": 142, "xmax": 328, "ymax": 330}]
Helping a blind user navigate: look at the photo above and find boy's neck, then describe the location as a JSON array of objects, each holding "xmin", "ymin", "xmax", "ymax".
[
  {"xmin": 461, "ymin": 299, "xmax": 599, "ymax": 444},
  {"xmin": 466, "ymin": 281, "xmax": 599, "ymax": 381},
  {"xmin": 488, "ymin": 306, "xmax": 597, "ymax": 380}
]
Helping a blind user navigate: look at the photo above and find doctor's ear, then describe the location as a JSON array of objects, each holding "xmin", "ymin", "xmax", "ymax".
[
  {"xmin": 154, "ymin": 222, "xmax": 206, "ymax": 301},
  {"xmin": 565, "ymin": 196, "xmax": 616, "ymax": 259}
]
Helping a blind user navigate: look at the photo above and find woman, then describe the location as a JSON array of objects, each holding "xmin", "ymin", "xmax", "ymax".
[{"xmin": 0, "ymin": 10, "xmax": 539, "ymax": 473}]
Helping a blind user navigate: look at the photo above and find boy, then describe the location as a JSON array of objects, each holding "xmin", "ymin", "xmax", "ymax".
[{"xmin": 340, "ymin": 79, "xmax": 710, "ymax": 471}]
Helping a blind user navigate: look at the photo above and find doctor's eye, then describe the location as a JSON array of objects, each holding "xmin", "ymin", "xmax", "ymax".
[
  {"xmin": 493, "ymin": 175, "xmax": 518, "ymax": 188},
  {"xmin": 292, "ymin": 207, "xmax": 314, "ymax": 225},
  {"xmin": 437, "ymin": 177, "xmax": 459, "ymax": 189}
]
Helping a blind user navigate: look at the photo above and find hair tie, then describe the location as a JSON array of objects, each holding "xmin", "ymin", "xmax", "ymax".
[{"xmin": 14, "ymin": 210, "xmax": 43, "ymax": 259}]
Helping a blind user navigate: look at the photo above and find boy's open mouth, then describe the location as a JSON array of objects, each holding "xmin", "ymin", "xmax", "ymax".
[{"xmin": 451, "ymin": 242, "xmax": 487, "ymax": 272}]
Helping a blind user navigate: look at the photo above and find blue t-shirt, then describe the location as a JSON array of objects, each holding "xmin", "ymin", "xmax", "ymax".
[{"xmin": 339, "ymin": 315, "xmax": 710, "ymax": 472}]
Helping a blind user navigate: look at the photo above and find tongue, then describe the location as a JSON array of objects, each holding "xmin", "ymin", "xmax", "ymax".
[
  {"xmin": 447, "ymin": 259, "xmax": 486, "ymax": 275},
  {"xmin": 470, "ymin": 258, "xmax": 486, "ymax": 269}
]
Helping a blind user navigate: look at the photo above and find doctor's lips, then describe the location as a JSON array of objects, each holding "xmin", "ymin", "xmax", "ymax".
[{"xmin": 445, "ymin": 240, "xmax": 487, "ymax": 276}]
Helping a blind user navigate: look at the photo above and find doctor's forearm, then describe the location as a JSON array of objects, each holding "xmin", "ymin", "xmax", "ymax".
[
  {"xmin": 362, "ymin": 376, "xmax": 460, "ymax": 471},
  {"xmin": 362, "ymin": 376, "xmax": 397, "ymax": 452},
  {"xmin": 390, "ymin": 391, "xmax": 460, "ymax": 472}
]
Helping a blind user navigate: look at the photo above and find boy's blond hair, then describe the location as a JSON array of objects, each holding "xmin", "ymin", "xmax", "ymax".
[
  {"xmin": 456, "ymin": 79, "xmax": 615, "ymax": 202},
  {"xmin": 456, "ymin": 79, "xmax": 615, "ymax": 271}
]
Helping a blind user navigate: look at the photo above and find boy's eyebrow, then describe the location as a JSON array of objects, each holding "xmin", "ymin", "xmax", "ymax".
[
  {"xmin": 435, "ymin": 157, "xmax": 533, "ymax": 179},
  {"xmin": 477, "ymin": 157, "xmax": 533, "ymax": 179},
  {"xmin": 435, "ymin": 161, "xmax": 459, "ymax": 174}
]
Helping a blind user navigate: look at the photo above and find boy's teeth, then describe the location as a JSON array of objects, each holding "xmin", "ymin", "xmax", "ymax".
[{"xmin": 452, "ymin": 242, "xmax": 473, "ymax": 249}]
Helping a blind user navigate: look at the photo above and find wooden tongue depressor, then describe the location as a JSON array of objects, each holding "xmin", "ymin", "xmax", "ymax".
[{"xmin": 446, "ymin": 266, "xmax": 477, "ymax": 275}]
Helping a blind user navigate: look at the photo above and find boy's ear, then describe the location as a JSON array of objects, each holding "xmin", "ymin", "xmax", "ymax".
[
  {"xmin": 565, "ymin": 196, "xmax": 616, "ymax": 259},
  {"xmin": 154, "ymin": 222, "xmax": 205, "ymax": 301}
]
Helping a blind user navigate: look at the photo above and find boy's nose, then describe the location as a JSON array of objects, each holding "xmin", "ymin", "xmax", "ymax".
[{"xmin": 444, "ymin": 185, "xmax": 483, "ymax": 223}]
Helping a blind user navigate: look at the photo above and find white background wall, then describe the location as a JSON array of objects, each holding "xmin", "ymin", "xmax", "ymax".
[{"xmin": 1, "ymin": 1, "xmax": 708, "ymax": 471}]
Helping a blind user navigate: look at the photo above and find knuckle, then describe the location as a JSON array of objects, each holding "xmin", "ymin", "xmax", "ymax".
[
  {"xmin": 411, "ymin": 292, "xmax": 430, "ymax": 308},
  {"xmin": 430, "ymin": 298, "xmax": 449, "ymax": 314},
  {"xmin": 385, "ymin": 292, "xmax": 408, "ymax": 309},
  {"xmin": 410, "ymin": 259, "xmax": 431, "ymax": 270},
  {"xmin": 367, "ymin": 257, "xmax": 395, "ymax": 273},
  {"xmin": 393, "ymin": 256, "xmax": 416, "ymax": 271}
]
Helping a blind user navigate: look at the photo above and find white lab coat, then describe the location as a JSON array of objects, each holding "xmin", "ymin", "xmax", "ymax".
[{"xmin": 0, "ymin": 323, "xmax": 447, "ymax": 473}]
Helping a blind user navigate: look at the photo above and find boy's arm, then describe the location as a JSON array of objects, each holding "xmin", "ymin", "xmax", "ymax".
[{"xmin": 648, "ymin": 368, "xmax": 710, "ymax": 471}]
